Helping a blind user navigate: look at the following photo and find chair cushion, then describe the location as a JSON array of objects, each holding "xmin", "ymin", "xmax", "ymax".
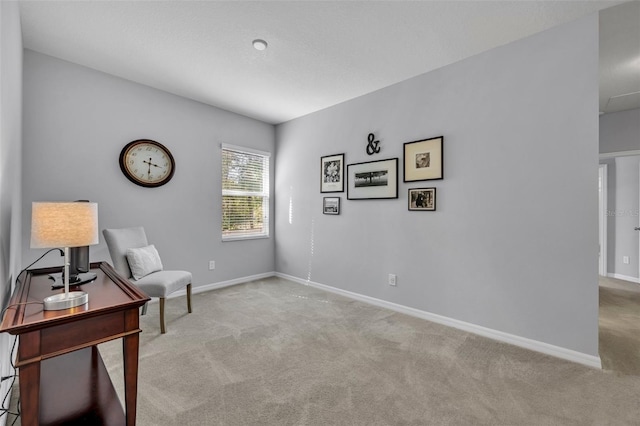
[
  {"xmin": 126, "ymin": 244, "xmax": 163, "ymax": 280},
  {"xmin": 133, "ymin": 270, "xmax": 192, "ymax": 298}
]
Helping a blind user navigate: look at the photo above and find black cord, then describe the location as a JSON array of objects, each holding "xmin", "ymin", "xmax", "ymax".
[
  {"xmin": 0, "ymin": 248, "xmax": 63, "ymax": 422},
  {"xmin": 0, "ymin": 336, "xmax": 18, "ymax": 421},
  {"xmin": 9, "ymin": 397, "xmax": 19, "ymax": 426},
  {"xmin": 28, "ymin": 247, "xmax": 64, "ymax": 269},
  {"xmin": 0, "ymin": 395, "xmax": 20, "ymax": 424},
  {"xmin": 1, "ymin": 248, "xmax": 62, "ymax": 320},
  {"xmin": 15, "ymin": 248, "xmax": 64, "ymax": 285},
  {"xmin": 0, "ymin": 247, "xmax": 62, "ymax": 321},
  {"xmin": 0, "ymin": 301, "xmax": 44, "ymax": 321}
]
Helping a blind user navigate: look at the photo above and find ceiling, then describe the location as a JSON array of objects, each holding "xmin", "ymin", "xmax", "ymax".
[
  {"xmin": 599, "ymin": 1, "xmax": 640, "ymax": 115},
  {"xmin": 18, "ymin": 1, "xmax": 640, "ymax": 124}
]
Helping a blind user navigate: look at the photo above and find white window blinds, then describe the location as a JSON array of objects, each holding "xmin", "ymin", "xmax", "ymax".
[{"xmin": 221, "ymin": 144, "xmax": 270, "ymax": 241}]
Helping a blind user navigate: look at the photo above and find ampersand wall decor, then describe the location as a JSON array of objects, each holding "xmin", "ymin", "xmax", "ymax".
[{"xmin": 366, "ymin": 133, "xmax": 381, "ymax": 155}]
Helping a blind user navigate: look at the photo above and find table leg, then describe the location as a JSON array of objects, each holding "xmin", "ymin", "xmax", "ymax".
[
  {"xmin": 18, "ymin": 362, "xmax": 40, "ymax": 426},
  {"xmin": 17, "ymin": 332, "xmax": 41, "ymax": 426},
  {"xmin": 123, "ymin": 317, "xmax": 140, "ymax": 425}
]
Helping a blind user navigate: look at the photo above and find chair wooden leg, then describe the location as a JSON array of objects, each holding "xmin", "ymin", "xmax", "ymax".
[
  {"xmin": 160, "ymin": 297, "xmax": 166, "ymax": 334},
  {"xmin": 141, "ymin": 302, "xmax": 148, "ymax": 316},
  {"xmin": 187, "ymin": 283, "xmax": 192, "ymax": 313}
]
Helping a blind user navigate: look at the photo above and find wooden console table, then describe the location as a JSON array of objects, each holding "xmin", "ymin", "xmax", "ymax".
[{"xmin": 0, "ymin": 261, "xmax": 150, "ymax": 426}]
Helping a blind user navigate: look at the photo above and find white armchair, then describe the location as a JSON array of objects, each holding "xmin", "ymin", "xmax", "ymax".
[{"xmin": 103, "ymin": 226, "xmax": 192, "ymax": 333}]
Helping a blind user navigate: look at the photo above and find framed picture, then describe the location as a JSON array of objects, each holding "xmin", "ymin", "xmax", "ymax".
[
  {"xmin": 408, "ymin": 188, "xmax": 436, "ymax": 211},
  {"xmin": 403, "ymin": 136, "xmax": 444, "ymax": 182},
  {"xmin": 323, "ymin": 197, "xmax": 341, "ymax": 215},
  {"xmin": 347, "ymin": 158, "xmax": 398, "ymax": 200},
  {"xmin": 320, "ymin": 153, "xmax": 345, "ymax": 193}
]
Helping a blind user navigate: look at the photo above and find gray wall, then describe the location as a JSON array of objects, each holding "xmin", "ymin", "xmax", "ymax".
[
  {"xmin": 276, "ymin": 15, "xmax": 599, "ymax": 355},
  {"xmin": 600, "ymin": 108, "xmax": 640, "ymax": 154},
  {"xmin": 22, "ymin": 51, "xmax": 275, "ymax": 287},
  {"xmin": 0, "ymin": 1, "xmax": 23, "ymax": 423},
  {"xmin": 0, "ymin": 0, "xmax": 22, "ymax": 307}
]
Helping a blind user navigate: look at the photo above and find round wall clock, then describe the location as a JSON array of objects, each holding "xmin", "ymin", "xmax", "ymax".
[{"xmin": 119, "ymin": 139, "xmax": 175, "ymax": 188}]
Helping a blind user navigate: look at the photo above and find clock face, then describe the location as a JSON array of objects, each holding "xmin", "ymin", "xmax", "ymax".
[{"xmin": 119, "ymin": 140, "xmax": 175, "ymax": 187}]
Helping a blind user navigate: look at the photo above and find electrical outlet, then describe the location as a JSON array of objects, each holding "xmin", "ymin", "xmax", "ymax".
[
  {"xmin": 209, "ymin": 260, "xmax": 216, "ymax": 270},
  {"xmin": 623, "ymin": 256, "xmax": 630, "ymax": 265},
  {"xmin": 388, "ymin": 274, "xmax": 397, "ymax": 286}
]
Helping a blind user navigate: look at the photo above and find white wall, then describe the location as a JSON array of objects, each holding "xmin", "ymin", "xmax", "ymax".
[
  {"xmin": 22, "ymin": 51, "xmax": 275, "ymax": 287},
  {"xmin": 276, "ymin": 15, "xmax": 599, "ymax": 356},
  {"xmin": 0, "ymin": 2, "xmax": 23, "ymax": 423}
]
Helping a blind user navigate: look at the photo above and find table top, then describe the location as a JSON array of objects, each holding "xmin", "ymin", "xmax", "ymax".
[{"xmin": 0, "ymin": 261, "xmax": 149, "ymax": 335}]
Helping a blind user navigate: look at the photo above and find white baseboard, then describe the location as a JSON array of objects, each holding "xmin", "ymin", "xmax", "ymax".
[
  {"xmin": 607, "ymin": 273, "xmax": 640, "ymax": 284},
  {"xmin": 276, "ymin": 272, "xmax": 602, "ymax": 370},
  {"xmin": 147, "ymin": 271, "xmax": 277, "ymax": 303}
]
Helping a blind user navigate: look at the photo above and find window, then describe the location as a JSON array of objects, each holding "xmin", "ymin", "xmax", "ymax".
[{"xmin": 221, "ymin": 144, "xmax": 270, "ymax": 241}]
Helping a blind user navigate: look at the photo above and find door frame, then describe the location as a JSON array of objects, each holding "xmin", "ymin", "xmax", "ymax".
[{"xmin": 599, "ymin": 164, "xmax": 608, "ymax": 276}]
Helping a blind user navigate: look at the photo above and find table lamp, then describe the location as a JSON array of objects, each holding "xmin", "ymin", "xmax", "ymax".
[{"xmin": 31, "ymin": 201, "xmax": 99, "ymax": 310}]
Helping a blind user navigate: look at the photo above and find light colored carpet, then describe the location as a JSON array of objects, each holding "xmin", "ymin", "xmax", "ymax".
[{"xmin": 8, "ymin": 276, "xmax": 640, "ymax": 425}]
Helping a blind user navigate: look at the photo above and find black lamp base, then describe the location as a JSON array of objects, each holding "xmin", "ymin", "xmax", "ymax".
[{"xmin": 49, "ymin": 272, "xmax": 97, "ymax": 289}]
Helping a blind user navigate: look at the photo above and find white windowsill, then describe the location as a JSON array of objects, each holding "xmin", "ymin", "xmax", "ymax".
[{"xmin": 222, "ymin": 234, "xmax": 270, "ymax": 242}]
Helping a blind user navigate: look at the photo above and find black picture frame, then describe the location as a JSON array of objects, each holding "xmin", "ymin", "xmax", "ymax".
[
  {"xmin": 320, "ymin": 153, "xmax": 345, "ymax": 193},
  {"xmin": 408, "ymin": 188, "xmax": 436, "ymax": 211},
  {"xmin": 347, "ymin": 158, "xmax": 398, "ymax": 200},
  {"xmin": 323, "ymin": 197, "xmax": 341, "ymax": 215},
  {"xmin": 403, "ymin": 136, "xmax": 444, "ymax": 182}
]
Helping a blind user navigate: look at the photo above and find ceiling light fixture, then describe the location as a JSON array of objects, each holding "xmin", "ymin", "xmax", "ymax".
[{"xmin": 252, "ymin": 39, "xmax": 268, "ymax": 51}]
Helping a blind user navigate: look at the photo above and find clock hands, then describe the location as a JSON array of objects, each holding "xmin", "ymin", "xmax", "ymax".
[
  {"xmin": 143, "ymin": 158, "xmax": 164, "ymax": 175},
  {"xmin": 143, "ymin": 158, "xmax": 163, "ymax": 168}
]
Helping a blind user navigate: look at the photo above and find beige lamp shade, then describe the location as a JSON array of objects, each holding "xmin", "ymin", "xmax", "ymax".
[{"xmin": 31, "ymin": 202, "xmax": 99, "ymax": 248}]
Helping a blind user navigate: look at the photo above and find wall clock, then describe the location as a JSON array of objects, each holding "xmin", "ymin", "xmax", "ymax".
[{"xmin": 119, "ymin": 139, "xmax": 175, "ymax": 188}]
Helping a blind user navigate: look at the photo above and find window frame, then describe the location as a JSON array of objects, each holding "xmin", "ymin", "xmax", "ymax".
[{"xmin": 221, "ymin": 143, "xmax": 271, "ymax": 242}]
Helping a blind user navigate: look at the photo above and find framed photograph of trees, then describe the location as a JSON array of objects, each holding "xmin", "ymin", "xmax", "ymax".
[{"xmin": 347, "ymin": 158, "xmax": 398, "ymax": 200}]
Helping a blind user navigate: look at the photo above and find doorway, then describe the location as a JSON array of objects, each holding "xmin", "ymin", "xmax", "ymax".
[
  {"xmin": 598, "ymin": 152, "xmax": 640, "ymax": 283},
  {"xmin": 598, "ymin": 152, "xmax": 640, "ymax": 375}
]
